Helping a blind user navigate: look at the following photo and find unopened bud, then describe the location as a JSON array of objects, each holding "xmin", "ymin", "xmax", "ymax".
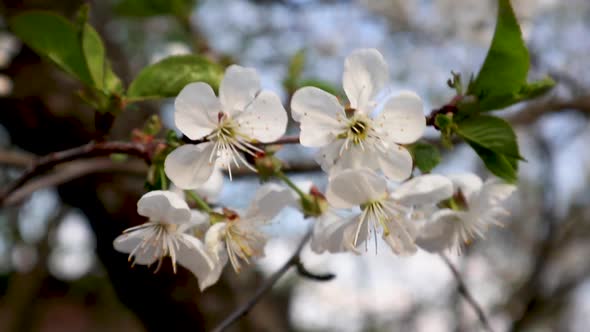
[
  {"xmin": 254, "ymin": 151, "xmax": 283, "ymax": 181},
  {"xmin": 301, "ymin": 185, "xmax": 328, "ymax": 218}
]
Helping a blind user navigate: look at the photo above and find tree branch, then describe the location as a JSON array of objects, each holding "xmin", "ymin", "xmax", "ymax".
[
  {"xmin": 262, "ymin": 135, "xmax": 300, "ymax": 146},
  {"xmin": 0, "ymin": 141, "xmax": 157, "ymax": 206},
  {"xmin": 3, "ymin": 157, "xmax": 146, "ymax": 206},
  {"xmin": 507, "ymin": 94, "xmax": 590, "ymax": 125},
  {"xmin": 211, "ymin": 230, "xmax": 312, "ymax": 332},
  {"xmin": 440, "ymin": 254, "xmax": 494, "ymax": 332}
]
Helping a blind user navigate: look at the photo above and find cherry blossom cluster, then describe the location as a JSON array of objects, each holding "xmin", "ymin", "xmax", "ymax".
[{"xmin": 113, "ymin": 49, "xmax": 516, "ymax": 291}]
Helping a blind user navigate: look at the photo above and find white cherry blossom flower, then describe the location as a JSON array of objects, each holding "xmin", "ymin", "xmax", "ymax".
[
  {"xmin": 165, "ymin": 65, "xmax": 288, "ymax": 189},
  {"xmin": 204, "ymin": 183, "xmax": 297, "ymax": 273},
  {"xmin": 411, "ymin": 173, "xmax": 516, "ymax": 254},
  {"xmin": 113, "ymin": 190, "xmax": 220, "ymax": 290},
  {"xmin": 322, "ymin": 168, "xmax": 418, "ymax": 255},
  {"xmin": 291, "ymin": 48, "xmax": 426, "ymax": 181}
]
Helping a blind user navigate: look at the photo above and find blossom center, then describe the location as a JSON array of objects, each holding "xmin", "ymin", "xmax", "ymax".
[
  {"xmin": 224, "ymin": 221, "xmax": 264, "ymax": 272},
  {"xmin": 206, "ymin": 113, "xmax": 262, "ymax": 179},
  {"xmin": 124, "ymin": 222, "xmax": 184, "ymax": 273},
  {"xmin": 439, "ymin": 191, "xmax": 468, "ymax": 211},
  {"xmin": 337, "ymin": 113, "xmax": 375, "ymax": 150},
  {"xmin": 348, "ymin": 119, "xmax": 369, "ymax": 144}
]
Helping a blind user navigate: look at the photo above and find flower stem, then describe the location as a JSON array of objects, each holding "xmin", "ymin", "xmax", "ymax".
[
  {"xmin": 276, "ymin": 172, "xmax": 306, "ymax": 200},
  {"xmin": 185, "ymin": 190, "xmax": 212, "ymax": 213}
]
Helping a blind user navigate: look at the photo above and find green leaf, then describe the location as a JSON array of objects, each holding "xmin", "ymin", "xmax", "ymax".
[
  {"xmin": 456, "ymin": 115, "xmax": 521, "ymax": 159},
  {"xmin": 115, "ymin": 0, "xmax": 196, "ymax": 18},
  {"xmin": 517, "ymin": 76, "xmax": 556, "ymax": 100},
  {"xmin": 11, "ymin": 11, "xmax": 123, "ymax": 95},
  {"xmin": 465, "ymin": 0, "xmax": 555, "ymax": 112},
  {"xmin": 288, "ymin": 50, "xmax": 305, "ymax": 82},
  {"xmin": 408, "ymin": 142, "xmax": 441, "ymax": 173},
  {"xmin": 466, "ymin": 140, "xmax": 518, "ymax": 183},
  {"xmin": 81, "ymin": 24, "xmax": 123, "ymax": 94},
  {"xmin": 284, "ymin": 49, "xmax": 306, "ymax": 93},
  {"xmin": 127, "ymin": 55, "xmax": 223, "ymax": 100},
  {"xmin": 10, "ymin": 11, "xmax": 94, "ymax": 86},
  {"xmin": 468, "ymin": 0, "xmax": 528, "ymax": 100}
]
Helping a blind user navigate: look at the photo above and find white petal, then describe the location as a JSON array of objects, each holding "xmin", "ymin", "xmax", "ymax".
[
  {"xmin": 382, "ymin": 228, "xmax": 417, "ymax": 256},
  {"xmin": 448, "ymin": 173, "xmax": 483, "ymax": 200},
  {"xmin": 204, "ymin": 222, "xmax": 228, "ymax": 264},
  {"xmin": 415, "ymin": 209, "xmax": 460, "ymax": 253},
  {"xmin": 245, "ymin": 183, "xmax": 298, "ymax": 221},
  {"xmin": 315, "ymin": 140, "xmax": 345, "ymax": 173},
  {"xmin": 326, "ymin": 168, "xmax": 387, "ymax": 208},
  {"xmin": 164, "ymin": 143, "xmax": 216, "ymax": 190},
  {"xmin": 194, "ymin": 167, "xmax": 224, "ymax": 203},
  {"xmin": 480, "ymin": 179, "xmax": 516, "ymax": 204},
  {"xmin": 174, "ymin": 82, "xmax": 220, "ymax": 140},
  {"xmin": 377, "ymin": 144, "xmax": 414, "ymax": 181},
  {"xmin": 137, "ymin": 190, "xmax": 191, "ymax": 224},
  {"xmin": 311, "ymin": 214, "xmax": 361, "ymax": 254},
  {"xmin": 469, "ymin": 179, "xmax": 516, "ymax": 213},
  {"xmin": 178, "ymin": 209, "xmax": 210, "ymax": 234},
  {"xmin": 375, "ymin": 91, "xmax": 425, "ymax": 144},
  {"xmin": 113, "ymin": 232, "xmax": 158, "ymax": 265},
  {"xmin": 342, "ymin": 215, "xmax": 369, "ymax": 251},
  {"xmin": 176, "ymin": 234, "xmax": 225, "ymax": 291},
  {"xmin": 219, "ymin": 65, "xmax": 260, "ymax": 113},
  {"xmin": 291, "ymin": 87, "xmax": 345, "ymax": 147},
  {"xmin": 235, "ymin": 90, "xmax": 288, "ymax": 142},
  {"xmin": 392, "ymin": 174, "xmax": 454, "ymax": 205},
  {"xmin": 343, "ymin": 48, "xmax": 389, "ymax": 111},
  {"xmin": 331, "ymin": 144, "xmax": 379, "ymax": 174}
]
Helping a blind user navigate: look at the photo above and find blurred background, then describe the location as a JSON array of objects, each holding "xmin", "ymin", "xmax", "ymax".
[{"xmin": 0, "ymin": 0, "xmax": 589, "ymax": 331}]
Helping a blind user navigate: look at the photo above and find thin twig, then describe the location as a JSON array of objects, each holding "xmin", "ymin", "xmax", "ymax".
[
  {"xmin": 440, "ymin": 254, "xmax": 494, "ymax": 332},
  {"xmin": 295, "ymin": 260, "xmax": 336, "ymax": 281},
  {"xmin": 0, "ymin": 141, "xmax": 156, "ymax": 206},
  {"xmin": 211, "ymin": 230, "xmax": 312, "ymax": 332}
]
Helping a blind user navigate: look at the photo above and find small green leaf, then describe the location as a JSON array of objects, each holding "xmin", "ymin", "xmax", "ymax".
[
  {"xmin": 284, "ymin": 49, "xmax": 306, "ymax": 93},
  {"xmin": 468, "ymin": 0, "xmax": 528, "ymax": 100},
  {"xmin": 477, "ymin": 77, "xmax": 556, "ymax": 111},
  {"xmin": 126, "ymin": 55, "xmax": 223, "ymax": 101},
  {"xmin": 11, "ymin": 11, "xmax": 123, "ymax": 95},
  {"xmin": 466, "ymin": 140, "xmax": 518, "ymax": 183},
  {"xmin": 115, "ymin": 0, "xmax": 196, "ymax": 18},
  {"xmin": 10, "ymin": 11, "xmax": 94, "ymax": 86},
  {"xmin": 466, "ymin": 0, "xmax": 555, "ymax": 112},
  {"xmin": 517, "ymin": 77, "xmax": 556, "ymax": 99},
  {"xmin": 456, "ymin": 115, "xmax": 521, "ymax": 159},
  {"xmin": 408, "ymin": 142, "xmax": 441, "ymax": 173},
  {"xmin": 288, "ymin": 50, "xmax": 305, "ymax": 81},
  {"xmin": 81, "ymin": 24, "xmax": 123, "ymax": 94}
]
